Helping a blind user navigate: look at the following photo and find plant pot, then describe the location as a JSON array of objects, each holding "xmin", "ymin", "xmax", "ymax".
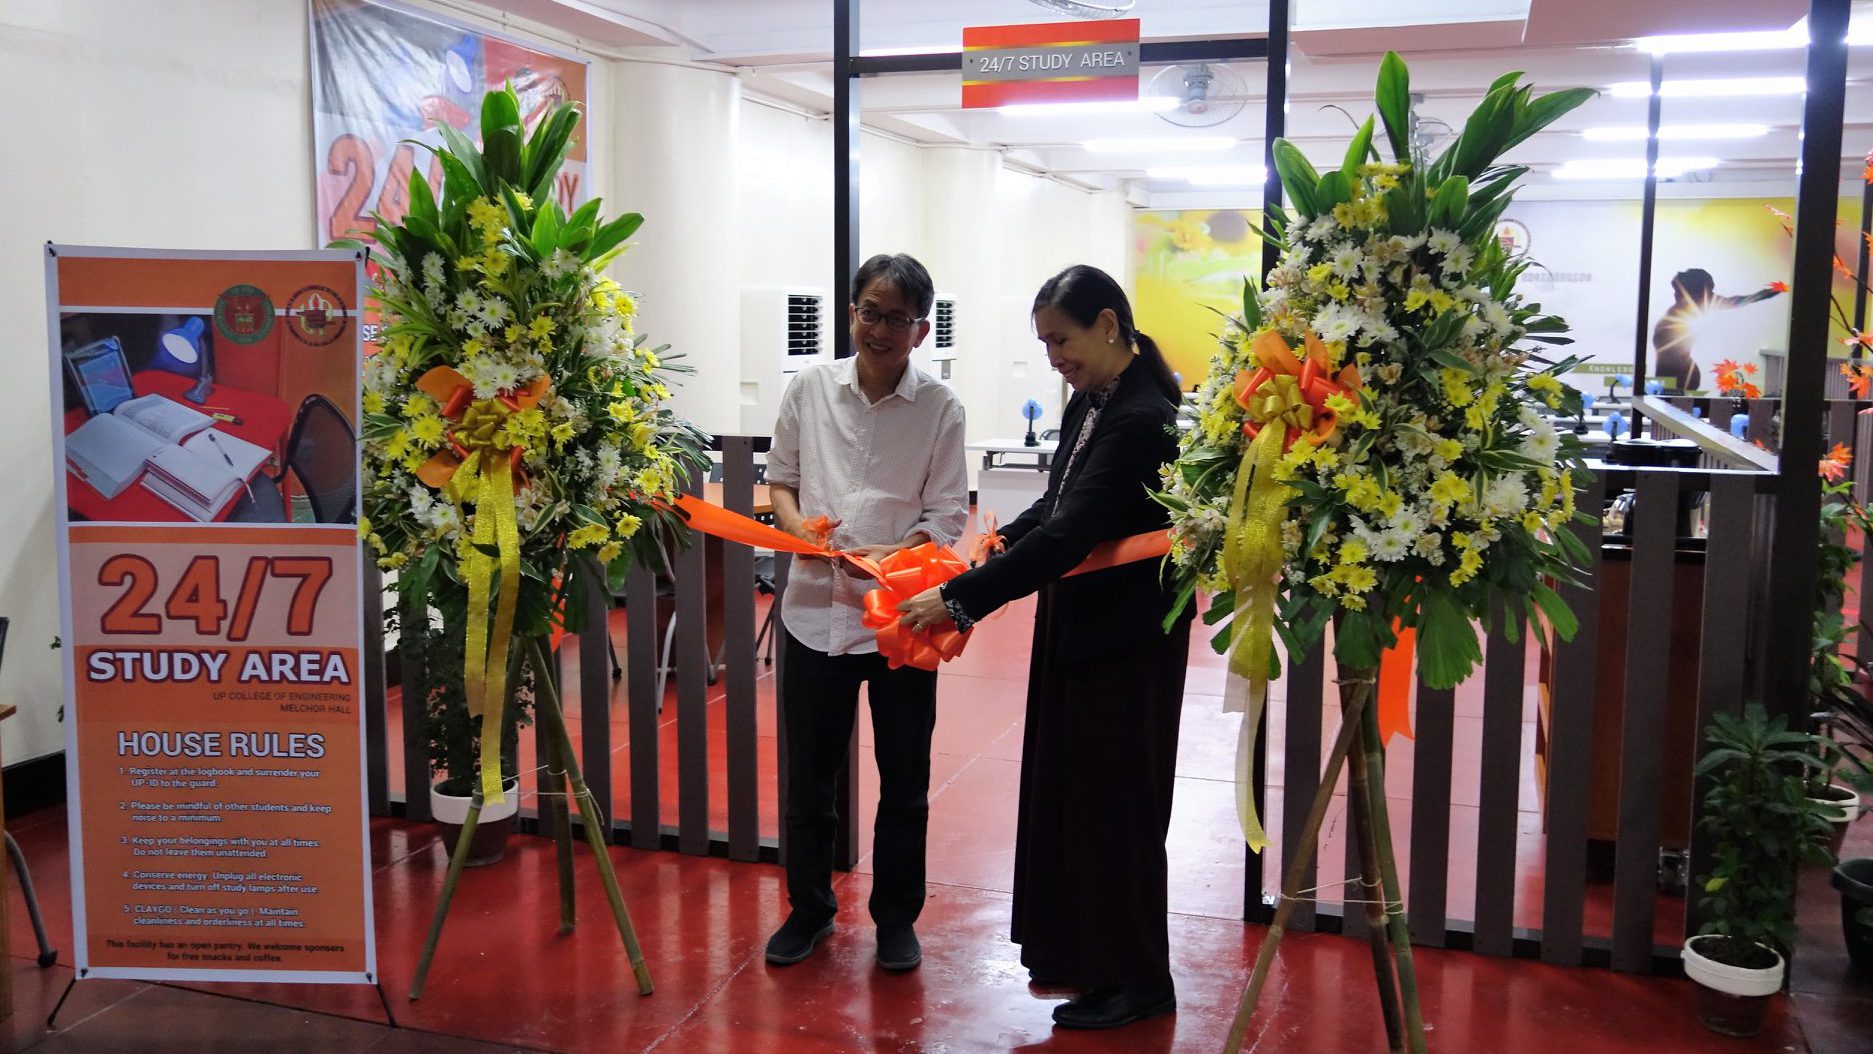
[
  {"xmin": 1833, "ymin": 858, "xmax": 1873, "ymax": 976},
  {"xmin": 1809, "ymin": 783, "xmax": 1862, "ymax": 860},
  {"xmin": 430, "ymin": 778, "xmax": 520, "ymax": 867},
  {"xmin": 1682, "ymin": 934, "xmax": 1785, "ymax": 1038}
]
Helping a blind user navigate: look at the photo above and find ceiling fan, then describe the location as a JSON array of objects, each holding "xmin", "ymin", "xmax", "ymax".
[{"xmin": 1025, "ymin": 0, "xmax": 1137, "ymax": 18}]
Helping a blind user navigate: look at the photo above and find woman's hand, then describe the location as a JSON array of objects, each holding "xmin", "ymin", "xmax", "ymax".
[{"xmin": 896, "ymin": 585, "xmax": 951, "ymax": 634}]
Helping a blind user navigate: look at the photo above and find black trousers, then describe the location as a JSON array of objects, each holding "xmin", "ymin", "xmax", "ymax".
[{"xmin": 782, "ymin": 629, "xmax": 938, "ymax": 928}]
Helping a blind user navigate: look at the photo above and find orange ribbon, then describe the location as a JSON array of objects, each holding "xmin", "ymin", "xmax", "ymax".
[
  {"xmin": 1376, "ymin": 623, "xmax": 1417, "ymax": 745},
  {"xmin": 411, "ymin": 366, "xmax": 550, "ymax": 491},
  {"xmin": 860, "ymin": 543, "xmax": 974, "ymax": 671},
  {"xmin": 968, "ymin": 512, "xmax": 1005, "ymax": 566},
  {"xmin": 1235, "ymin": 330, "xmax": 1362, "ymax": 449}
]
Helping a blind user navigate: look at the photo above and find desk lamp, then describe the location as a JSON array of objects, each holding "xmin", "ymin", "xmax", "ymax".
[
  {"xmin": 1730, "ymin": 414, "xmax": 1749, "ymax": 439},
  {"xmin": 156, "ymin": 318, "xmax": 214, "ymax": 404},
  {"xmin": 1021, "ymin": 399, "xmax": 1044, "ymax": 447},
  {"xmin": 1605, "ymin": 412, "xmax": 1626, "ymax": 441},
  {"xmin": 1576, "ymin": 392, "xmax": 1595, "ymax": 435}
]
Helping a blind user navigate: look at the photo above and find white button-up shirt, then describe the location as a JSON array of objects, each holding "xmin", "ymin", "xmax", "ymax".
[{"xmin": 767, "ymin": 358, "xmax": 969, "ymax": 656}]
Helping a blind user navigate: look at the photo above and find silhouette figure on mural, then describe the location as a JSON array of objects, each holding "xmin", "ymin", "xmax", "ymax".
[{"xmin": 1651, "ymin": 268, "xmax": 1783, "ymax": 391}]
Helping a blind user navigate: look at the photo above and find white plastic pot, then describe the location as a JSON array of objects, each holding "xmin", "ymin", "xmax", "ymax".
[
  {"xmin": 1809, "ymin": 782, "xmax": 1860, "ymax": 825},
  {"xmin": 1682, "ymin": 934, "xmax": 1784, "ymax": 997},
  {"xmin": 430, "ymin": 779, "xmax": 520, "ymax": 824}
]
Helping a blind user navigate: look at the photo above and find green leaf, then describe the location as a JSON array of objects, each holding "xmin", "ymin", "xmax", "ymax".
[
  {"xmin": 479, "ymin": 86, "xmax": 525, "ymax": 186},
  {"xmin": 1430, "ymin": 175, "xmax": 1470, "ymax": 229},
  {"xmin": 434, "ymin": 122, "xmax": 487, "ymax": 195},
  {"xmin": 1240, "ymin": 276, "xmax": 1263, "ymax": 332},
  {"xmin": 1271, "ymin": 140, "xmax": 1321, "ymax": 219},
  {"xmin": 1486, "ymin": 70, "xmax": 1525, "ymax": 95},
  {"xmin": 1314, "ymin": 170, "xmax": 1353, "ymax": 215},
  {"xmin": 586, "ymin": 212, "xmax": 645, "ymax": 262},
  {"xmin": 1375, "ymin": 51, "xmax": 1412, "ymax": 162},
  {"xmin": 1529, "ymin": 581, "xmax": 1578, "ymax": 641},
  {"xmin": 1342, "ymin": 115, "xmax": 1376, "ymax": 178},
  {"xmin": 1501, "ymin": 87, "xmax": 1597, "ymax": 155}
]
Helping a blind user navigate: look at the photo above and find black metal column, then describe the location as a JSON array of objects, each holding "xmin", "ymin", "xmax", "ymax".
[
  {"xmin": 1765, "ymin": 0, "xmax": 1852, "ymax": 716},
  {"xmin": 1631, "ymin": 54, "xmax": 1663, "ymax": 388},
  {"xmin": 833, "ymin": 0, "xmax": 859, "ymax": 359},
  {"xmin": 1245, "ymin": 0, "xmax": 1290, "ymax": 923},
  {"xmin": 1855, "ymin": 179, "xmax": 1871, "ymax": 348}
]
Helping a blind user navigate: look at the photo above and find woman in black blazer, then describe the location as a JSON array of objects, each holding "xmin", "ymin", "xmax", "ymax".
[{"xmin": 898, "ymin": 265, "xmax": 1193, "ymax": 1030}]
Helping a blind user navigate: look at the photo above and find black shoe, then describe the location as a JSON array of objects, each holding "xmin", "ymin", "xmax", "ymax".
[
  {"xmin": 876, "ymin": 924, "xmax": 922, "ymax": 971},
  {"xmin": 765, "ymin": 913, "xmax": 834, "ymax": 965},
  {"xmin": 1051, "ymin": 977, "xmax": 1176, "ymax": 1030}
]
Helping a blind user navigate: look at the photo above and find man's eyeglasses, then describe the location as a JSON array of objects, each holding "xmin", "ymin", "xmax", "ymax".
[{"xmin": 855, "ymin": 305, "xmax": 923, "ymax": 332}]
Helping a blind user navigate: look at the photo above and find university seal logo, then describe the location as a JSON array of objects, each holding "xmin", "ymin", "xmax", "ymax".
[
  {"xmin": 285, "ymin": 284, "xmax": 350, "ymax": 346},
  {"xmin": 214, "ymin": 284, "xmax": 275, "ymax": 345}
]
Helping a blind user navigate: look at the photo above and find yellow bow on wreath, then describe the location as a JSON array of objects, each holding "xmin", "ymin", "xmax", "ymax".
[
  {"xmin": 1224, "ymin": 330, "xmax": 1359, "ymax": 851},
  {"xmin": 414, "ymin": 365, "xmax": 550, "ymax": 806}
]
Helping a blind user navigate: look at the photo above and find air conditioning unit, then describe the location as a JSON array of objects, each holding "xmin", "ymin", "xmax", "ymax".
[
  {"xmin": 740, "ymin": 288, "xmax": 828, "ymax": 435},
  {"xmin": 914, "ymin": 294, "xmax": 958, "ymax": 384}
]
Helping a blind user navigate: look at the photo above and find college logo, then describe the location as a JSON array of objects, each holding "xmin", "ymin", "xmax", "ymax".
[
  {"xmin": 1495, "ymin": 218, "xmax": 1531, "ymax": 257},
  {"xmin": 214, "ymin": 284, "xmax": 275, "ymax": 345},
  {"xmin": 285, "ymin": 284, "xmax": 350, "ymax": 346}
]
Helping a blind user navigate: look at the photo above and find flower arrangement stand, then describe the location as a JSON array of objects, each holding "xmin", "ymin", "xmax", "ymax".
[
  {"xmin": 1224, "ymin": 671, "xmax": 1426, "ymax": 1054},
  {"xmin": 409, "ymin": 637, "xmax": 653, "ymax": 999}
]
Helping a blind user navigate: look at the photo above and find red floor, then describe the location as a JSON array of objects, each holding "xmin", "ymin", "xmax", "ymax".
[{"xmin": 1, "ymin": 559, "xmax": 1821, "ymax": 1050}]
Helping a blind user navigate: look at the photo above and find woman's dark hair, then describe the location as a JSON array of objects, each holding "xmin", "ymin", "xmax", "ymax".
[
  {"xmin": 1032, "ymin": 264, "xmax": 1181, "ymax": 401},
  {"xmin": 852, "ymin": 253, "xmax": 936, "ymax": 319},
  {"xmin": 1672, "ymin": 268, "xmax": 1715, "ymax": 301}
]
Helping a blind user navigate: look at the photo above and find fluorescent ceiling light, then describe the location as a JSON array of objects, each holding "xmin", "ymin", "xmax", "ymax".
[
  {"xmin": 1000, "ymin": 98, "xmax": 1180, "ymax": 117},
  {"xmin": 1639, "ymin": 16, "xmax": 1873, "ymax": 53},
  {"xmin": 1552, "ymin": 157, "xmax": 1720, "ymax": 180},
  {"xmin": 1084, "ymin": 136, "xmax": 1236, "ymax": 153},
  {"xmin": 1581, "ymin": 123, "xmax": 1769, "ymax": 141},
  {"xmin": 1148, "ymin": 165, "xmax": 1268, "ymax": 186},
  {"xmin": 1608, "ymin": 77, "xmax": 1807, "ymax": 98}
]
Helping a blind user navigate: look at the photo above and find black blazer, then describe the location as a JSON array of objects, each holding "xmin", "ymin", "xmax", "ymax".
[{"xmin": 944, "ymin": 362, "xmax": 1188, "ymax": 652}]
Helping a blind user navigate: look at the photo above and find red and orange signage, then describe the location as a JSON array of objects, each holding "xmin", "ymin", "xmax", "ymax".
[
  {"xmin": 49, "ymin": 247, "xmax": 374, "ymax": 984},
  {"xmin": 962, "ymin": 19, "xmax": 1141, "ymax": 109}
]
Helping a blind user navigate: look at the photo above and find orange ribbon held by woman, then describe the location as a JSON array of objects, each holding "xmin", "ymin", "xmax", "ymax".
[{"xmin": 859, "ymin": 543, "xmax": 972, "ymax": 671}]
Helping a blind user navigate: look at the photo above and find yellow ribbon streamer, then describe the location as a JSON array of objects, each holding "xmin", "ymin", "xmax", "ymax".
[
  {"xmin": 451, "ymin": 399, "xmax": 525, "ymax": 805},
  {"xmin": 1223, "ymin": 373, "xmax": 1312, "ymax": 853}
]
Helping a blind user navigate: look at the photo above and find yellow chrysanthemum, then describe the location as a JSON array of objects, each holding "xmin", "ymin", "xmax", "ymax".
[
  {"xmin": 363, "ymin": 390, "xmax": 386, "ymax": 415},
  {"xmin": 568, "ymin": 524, "xmax": 609, "ymax": 549}
]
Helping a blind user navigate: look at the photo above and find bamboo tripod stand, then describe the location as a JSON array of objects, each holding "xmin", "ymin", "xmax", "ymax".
[
  {"xmin": 409, "ymin": 636, "xmax": 653, "ymax": 998},
  {"xmin": 1223, "ymin": 671, "xmax": 1426, "ymax": 1054}
]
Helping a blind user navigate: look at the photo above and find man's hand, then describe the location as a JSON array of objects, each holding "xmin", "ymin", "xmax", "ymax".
[
  {"xmin": 842, "ymin": 542, "xmax": 903, "ymax": 565},
  {"xmin": 780, "ymin": 514, "xmax": 839, "ymax": 559}
]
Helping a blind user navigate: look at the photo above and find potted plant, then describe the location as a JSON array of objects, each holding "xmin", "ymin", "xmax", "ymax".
[
  {"xmin": 1685, "ymin": 704, "xmax": 1837, "ymax": 1036},
  {"xmin": 338, "ymin": 86, "xmax": 706, "ymax": 867},
  {"xmin": 1808, "ymin": 474, "xmax": 1871, "ymax": 856},
  {"xmin": 390, "ymin": 602, "xmax": 533, "ymax": 865}
]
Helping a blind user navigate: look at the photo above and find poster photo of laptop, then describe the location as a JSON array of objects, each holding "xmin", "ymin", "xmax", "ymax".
[{"xmin": 58, "ymin": 304, "xmax": 358, "ymax": 525}]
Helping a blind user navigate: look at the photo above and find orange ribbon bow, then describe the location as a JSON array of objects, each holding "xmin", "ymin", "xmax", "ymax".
[
  {"xmin": 860, "ymin": 543, "xmax": 973, "ymax": 671},
  {"xmin": 968, "ymin": 512, "xmax": 1005, "ymax": 566},
  {"xmin": 1234, "ymin": 329, "xmax": 1361, "ymax": 449}
]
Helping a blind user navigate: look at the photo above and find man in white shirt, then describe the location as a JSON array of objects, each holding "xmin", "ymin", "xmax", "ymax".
[{"xmin": 763, "ymin": 254, "xmax": 969, "ymax": 972}]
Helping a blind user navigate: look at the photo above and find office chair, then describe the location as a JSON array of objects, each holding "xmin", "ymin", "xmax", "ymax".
[
  {"xmin": 0, "ymin": 618, "xmax": 59, "ymax": 969},
  {"xmin": 231, "ymin": 394, "xmax": 359, "ymax": 524}
]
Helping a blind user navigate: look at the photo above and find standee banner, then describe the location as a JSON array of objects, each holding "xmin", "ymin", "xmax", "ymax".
[
  {"xmin": 311, "ymin": 0, "xmax": 591, "ymax": 344},
  {"xmin": 49, "ymin": 246, "xmax": 375, "ymax": 984}
]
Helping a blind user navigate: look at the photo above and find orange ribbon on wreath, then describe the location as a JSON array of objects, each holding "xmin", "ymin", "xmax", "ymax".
[{"xmin": 860, "ymin": 543, "xmax": 973, "ymax": 671}]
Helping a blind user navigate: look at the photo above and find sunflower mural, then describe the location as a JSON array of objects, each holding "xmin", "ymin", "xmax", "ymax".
[{"xmin": 1135, "ymin": 209, "xmax": 1265, "ymax": 389}]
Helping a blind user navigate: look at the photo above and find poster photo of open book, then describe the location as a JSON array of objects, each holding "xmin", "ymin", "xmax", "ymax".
[{"xmin": 57, "ymin": 311, "xmax": 358, "ymax": 525}]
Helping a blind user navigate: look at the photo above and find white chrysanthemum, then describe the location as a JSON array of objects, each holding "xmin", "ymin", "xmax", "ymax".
[
  {"xmin": 1414, "ymin": 532, "xmax": 1447, "ymax": 564},
  {"xmin": 1426, "ymin": 228, "xmax": 1461, "ymax": 256},
  {"xmin": 594, "ymin": 443, "xmax": 624, "ymax": 489},
  {"xmin": 1481, "ymin": 475, "xmax": 1530, "ymax": 520},
  {"xmin": 1313, "ymin": 302, "xmax": 1362, "ymax": 344},
  {"xmin": 1442, "ymin": 244, "xmax": 1475, "ymax": 277},
  {"xmin": 1371, "ymin": 530, "xmax": 1412, "ymax": 562},
  {"xmin": 1482, "ymin": 299, "xmax": 1514, "ymax": 336},
  {"xmin": 1328, "ymin": 244, "xmax": 1364, "ymax": 278}
]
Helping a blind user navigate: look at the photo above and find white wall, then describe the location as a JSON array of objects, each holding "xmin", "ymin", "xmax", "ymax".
[{"xmin": 0, "ymin": 0, "xmax": 613, "ymax": 767}]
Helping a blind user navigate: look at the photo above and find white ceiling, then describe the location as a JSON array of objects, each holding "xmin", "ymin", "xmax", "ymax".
[{"xmin": 490, "ymin": 0, "xmax": 1873, "ymax": 205}]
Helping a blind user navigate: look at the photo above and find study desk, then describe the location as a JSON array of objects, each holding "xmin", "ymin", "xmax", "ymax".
[
  {"xmin": 966, "ymin": 437, "xmax": 1055, "ymax": 472},
  {"xmin": 687, "ymin": 484, "xmax": 772, "ymax": 673},
  {"xmin": 62, "ymin": 372, "xmax": 293, "ymax": 523}
]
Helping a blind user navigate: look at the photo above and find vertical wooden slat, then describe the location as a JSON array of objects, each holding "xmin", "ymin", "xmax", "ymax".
[
  {"xmin": 774, "ymin": 553, "xmax": 793, "ymax": 865},
  {"xmin": 1612, "ymin": 470, "xmax": 1679, "ymax": 972},
  {"xmin": 1708, "ymin": 401, "xmax": 1733, "ymax": 434},
  {"xmin": 1409, "ymin": 680, "xmax": 1454, "ymax": 948},
  {"xmin": 1542, "ymin": 470, "xmax": 1605, "ymax": 965},
  {"xmin": 626, "ymin": 561, "xmax": 660, "ymax": 850},
  {"xmin": 675, "ymin": 469, "xmax": 711, "ymax": 854},
  {"xmin": 1828, "ymin": 400, "xmax": 1855, "ymax": 456},
  {"xmin": 1474, "ymin": 603, "xmax": 1527, "ymax": 956},
  {"xmin": 578, "ymin": 558, "xmax": 613, "ymax": 835},
  {"xmin": 1281, "ymin": 647, "xmax": 1324, "ymax": 931},
  {"xmin": 361, "ymin": 564, "xmax": 389, "ymax": 815},
  {"xmin": 1684, "ymin": 475, "xmax": 1756, "ymax": 937},
  {"xmin": 398, "ymin": 594, "xmax": 432, "ymax": 822},
  {"xmin": 722, "ymin": 437, "xmax": 760, "ymax": 861}
]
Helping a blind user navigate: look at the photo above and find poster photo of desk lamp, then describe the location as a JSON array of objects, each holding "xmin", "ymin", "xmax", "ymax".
[
  {"xmin": 1021, "ymin": 399, "xmax": 1044, "ymax": 447},
  {"xmin": 154, "ymin": 317, "xmax": 214, "ymax": 403}
]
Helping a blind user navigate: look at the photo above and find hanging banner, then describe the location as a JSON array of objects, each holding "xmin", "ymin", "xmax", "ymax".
[
  {"xmin": 49, "ymin": 246, "xmax": 375, "ymax": 984},
  {"xmin": 310, "ymin": 0, "xmax": 590, "ymax": 342},
  {"xmin": 962, "ymin": 18, "xmax": 1140, "ymax": 109}
]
